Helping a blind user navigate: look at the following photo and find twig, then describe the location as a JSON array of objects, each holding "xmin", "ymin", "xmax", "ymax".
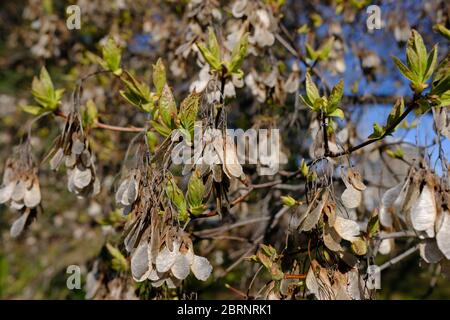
[
  {"xmin": 379, "ymin": 244, "xmax": 419, "ymax": 272},
  {"xmin": 225, "ymin": 284, "xmax": 247, "ymax": 299},
  {"xmin": 325, "ymin": 96, "xmax": 419, "ymax": 158},
  {"xmin": 321, "ymin": 110, "xmax": 330, "ymax": 155},
  {"xmin": 377, "ymin": 231, "xmax": 417, "ymax": 240},
  {"xmin": 193, "ymin": 217, "xmax": 270, "ymax": 237},
  {"xmin": 284, "ymin": 274, "xmax": 306, "ymax": 280},
  {"xmin": 54, "ymin": 110, "xmax": 145, "ymax": 133}
]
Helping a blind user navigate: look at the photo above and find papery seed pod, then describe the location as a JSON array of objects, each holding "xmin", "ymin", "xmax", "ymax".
[
  {"xmin": 24, "ymin": 179, "xmax": 41, "ymax": 208},
  {"xmin": 341, "ymin": 186, "xmax": 361, "ymax": 209},
  {"xmin": 0, "ymin": 182, "xmax": 15, "ymax": 204},
  {"xmin": 50, "ymin": 148, "xmax": 64, "ymax": 170},
  {"xmin": 48, "ymin": 110, "xmax": 100, "ymax": 197},
  {"xmin": 411, "ymin": 185, "xmax": 437, "ymax": 238}
]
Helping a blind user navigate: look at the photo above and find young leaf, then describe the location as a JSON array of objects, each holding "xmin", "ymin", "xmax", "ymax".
[
  {"xmin": 328, "ymin": 79, "xmax": 344, "ymax": 113},
  {"xmin": 120, "ymin": 71, "xmax": 153, "ymax": 112},
  {"xmin": 179, "ymin": 92, "xmax": 200, "ymax": 138},
  {"xmin": 187, "ymin": 171, "xmax": 205, "ymax": 209},
  {"xmin": 153, "ymin": 58, "xmax": 166, "ymax": 96},
  {"xmin": 423, "ymin": 44, "xmax": 438, "ymax": 82},
  {"xmin": 392, "ymin": 56, "xmax": 416, "ymax": 82},
  {"xmin": 386, "ymin": 97, "xmax": 404, "ymax": 129},
  {"xmin": 318, "ymin": 37, "xmax": 334, "ymax": 61},
  {"xmin": 368, "ymin": 122, "xmax": 384, "ymax": 139},
  {"xmin": 434, "ymin": 24, "xmax": 450, "ymax": 40},
  {"xmin": 106, "ymin": 243, "xmax": 129, "ymax": 272},
  {"xmin": 281, "ymin": 195, "xmax": 296, "ymax": 207},
  {"xmin": 81, "ymin": 99, "xmax": 98, "ymax": 128},
  {"xmin": 411, "ymin": 30, "xmax": 427, "ymax": 75},
  {"xmin": 300, "ymin": 159, "xmax": 309, "ymax": 177},
  {"xmin": 101, "ymin": 38, "xmax": 122, "ymax": 75},
  {"xmin": 228, "ymin": 32, "xmax": 248, "ymax": 76},
  {"xmin": 150, "ymin": 120, "xmax": 172, "ymax": 137},
  {"xmin": 166, "ymin": 176, "xmax": 188, "ymax": 222},
  {"xmin": 327, "ymin": 108, "xmax": 344, "ymax": 119},
  {"xmin": 207, "ymin": 27, "xmax": 221, "ymax": 63},
  {"xmin": 305, "ymin": 73, "xmax": 320, "ymax": 106},
  {"xmin": 197, "ymin": 42, "xmax": 221, "ymax": 71},
  {"xmin": 20, "ymin": 105, "xmax": 44, "ymax": 115},
  {"xmin": 31, "ymin": 66, "xmax": 63, "ymax": 111},
  {"xmin": 367, "ymin": 213, "xmax": 380, "ymax": 238},
  {"xmin": 158, "ymin": 84, "xmax": 177, "ymax": 128},
  {"xmin": 305, "ymin": 43, "xmax": 318, "ymax": 61}
]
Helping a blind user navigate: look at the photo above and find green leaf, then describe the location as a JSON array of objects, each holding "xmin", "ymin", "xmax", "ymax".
[
  {"xmin": 317, "ymin": 37, "xmax": 334, "ymax": 61},
  {"xmin": 38, "ymin": 66, "xmax": 54, "ymax": 95},
  {"xmin": 304, "ymin": 73, "xmax": 320, "ymax": 106},
  {"xmin": 386, "ymin": 97, "xmax": 404, "ymax": 129},
  {"xmin": 327, "ymin": 79, "xmax": 344, "ymax": 113},
  {"xmin": 158, "ymin": 84, "xmax": 177, "ymax": 128},
  {"xmin": 368, "ymin": 122, "xmax": 384, "ymax": 139},
  {"xmin": 101, "ymin": 37, "xmax": 122, "ymax": 75},
  {"xmin": 153, "ymin": 58, "xmax": 166, "ymax": 96},
  {"xmin": 392, "ymin": 56, "xmax": 417, "ymax": 82},
  {"xmin": 386, "ymin": 147, "xmax": 405, "ymax": 159},
  {"xmin": 106, "ymin": 243, "xmax": 128, "ymax": 272},
  {"xmin": 300, "ymin": 159, "xmax": 309, "ymax": 177},
  {"xmin": 20, "ymin": 105, "xmax": 44, "ymax": 115},
  {"xmin": 351, "ymin": 238, "xmax": 367, "ymax": 256},
  {"xmin": 406, "ymin": 46, "xmax": 421, "ymax": 77},
  {"xmin": 281, "ymin": 195, "xmax": 296, "ymax": 207},
  {"xmin": 120, "ymin": 71, "xmax": 153, "ymax": 112},
  {"xmin": 260, "ymin": 244, "xmax": 277, "ymax": 258},
  {"xmin": 305, "ymin": 43, "xmax": 318, "ymax": 61},
  {"xmin": 434, "ymin": 24, "xmax": 450, "ymax": 40},
  {"xmin": 423, "ymin": 44, "xmax": 438, "ymax": 82},
  {"xmin": 297, "ymin": 24, "xmax": 309, "ymax": 34},
  {"xmin": 367, "ymin": 214, "xmax": 380, "ymax": 238},
  {"xmin": 436, "ymin": 90, "xmax": 450, "ymax": 107},
  {"xmin": 207, "ymin": 27, "xmax": 221, "ymax": 62},
  {"xmin": 431, "ymin": 74, "xmax": 450, "ymax": 97},
  {"xmin": 327, "ymin": 108, "xmax": 344, "ymax": 118},
  {"xmin": 228, "ymin": 32, "xmax": 248, "ymax": 76},
  {"xmin": 30, "ymin": 66, "xmax": 63, "ymax": 111},
  {"xmin": 411, "ymin": 30, "xmax": 427, "ymax": 76},
  {"xmin": 81, "ymin": 99, "xmax": 98, "ymax": 127},
  {"xmin": 187, "ymin": 171, "xmax": 205, "ymax": 209},
  {"xmin": 166, "ymin": 176, "xmax": 188, "ymax": 222},
  {"xmin": 432, "ymin": 54, "xmax": 450, "ymax": 85},
  {"xmin": 85, "ymin": 51, "xmax": 109, "ymax": 71},
  {"xmin": 197, "ymin": 43, "xmax": 222, "ymax": 71},
  {"xmin": 146, "ymin": 131, "xmax": 157, "ymax": 152},
  {"xmin": 150, "ymin": 120, "xmax": 172, "ymax": 137},
  {"xmin": 179, "ymin": 92, "xmax": 201, "ymax": 139},
  {"xmin": 431, "ymin": 56, "xmax": 450, "ymax": 98}
]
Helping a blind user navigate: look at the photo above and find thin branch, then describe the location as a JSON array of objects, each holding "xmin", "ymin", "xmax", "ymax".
[
  {"xmin": 379, "ymin": 244, "xmax": 419, "ymax": 272},
  {"xmin": 377, "ymin": 231, "xmax": 417, "ymax": 240},
  {"xmin": 54, "ymin": 110, "xmax": 145, "ymax": 133},
  {"xmin": 321, "ymin": 110, "xmax": 330, "ymax": 155},
  {"xmin": 325, "ymin": 96, "xmax": 419, "ymax": 158}
]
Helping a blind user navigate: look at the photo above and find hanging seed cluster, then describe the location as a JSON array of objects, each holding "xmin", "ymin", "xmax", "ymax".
[
  {"xmin": 131, "ymin": 226, "xmax": 212, "ymax": 287},
  {"xmin": 114, "ymin": 146, "xmax": 213, "ymax": 288},
  {"xmin": 50, "ymin": 112, "xmax": 100, "ymax": 197},
  {"xmin": 115, "ymin": 168, "xmax": 140, "ymax": 215},
  {"xmin": 379, "ymin": 165, "xmax": 450, "ymax": 261},
  {"xmin": 0, "ymin": 144, "xmax": 40, "ymax": 237}
]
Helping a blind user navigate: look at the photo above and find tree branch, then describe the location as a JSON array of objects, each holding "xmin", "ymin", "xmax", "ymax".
[
  {"xmin": 54, "ymin": 110, "xmax": 145, "ymax": 133},
  {"xmin": 325, "ymin": 95, "xmax": 419, "ymax": 158}
]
